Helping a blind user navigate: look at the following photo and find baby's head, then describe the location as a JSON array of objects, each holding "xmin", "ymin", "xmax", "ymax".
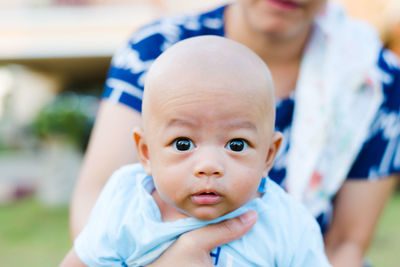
[{"xmin": 134, "ymin": 36, "xmax": 282, "ymax": 221}]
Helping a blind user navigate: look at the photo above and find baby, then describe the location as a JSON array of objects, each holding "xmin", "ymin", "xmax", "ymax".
[{"xmin": 62, "ymin": 36, "xmax": 331, "ymax": 266}]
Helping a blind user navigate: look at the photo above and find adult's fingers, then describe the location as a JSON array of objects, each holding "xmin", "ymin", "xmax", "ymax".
[
  {"xmin": 180, "ymin": 210, "xmax": 258, "ymax": 252},
  {"xmin": 147, "ymin": 211, "xmax": 258, "ymax": 267}
]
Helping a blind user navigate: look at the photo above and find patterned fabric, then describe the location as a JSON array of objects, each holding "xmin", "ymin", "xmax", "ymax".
[
  {"xmin": 286, "ymin": 3, "xmax": 385, "ymax": 218},
  {"xmin": 102, "ymin": 4, "xmax": 400, "ymax": 232},
  {"xmin": 75, "ymin": 164, "xmax": 331, "ymax": 267}
]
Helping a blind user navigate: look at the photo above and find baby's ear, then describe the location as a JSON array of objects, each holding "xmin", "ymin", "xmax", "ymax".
[
  {"xmin": 262, "ymin": 132, "xmax": 283, "ymax": 177},
  {"xmin": 133, "ymin": 127, "xmax": 152, "ymax": 175}
]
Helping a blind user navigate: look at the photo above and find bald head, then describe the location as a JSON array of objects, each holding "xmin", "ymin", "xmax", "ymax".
[{"xmin": 142, "ymin": 36, "xmax": 275, "ymax": 131}]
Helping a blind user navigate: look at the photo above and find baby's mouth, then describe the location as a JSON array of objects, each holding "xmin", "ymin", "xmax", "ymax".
[
  {"xmin": 267, "ymin": 0, "xmax": 301, "ymax": 10},
  {"xmin": 191, "ymin": 191, "xmax": 221, "ymax": 205}
]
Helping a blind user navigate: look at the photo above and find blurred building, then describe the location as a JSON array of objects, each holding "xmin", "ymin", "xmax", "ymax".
[
  {"xmin": 0, "ymin": 0, "xmax": 399, "ymax": 204},
  {"xmin": 0, "ymin": 0, "xmax": 230, "ymax": 205}
]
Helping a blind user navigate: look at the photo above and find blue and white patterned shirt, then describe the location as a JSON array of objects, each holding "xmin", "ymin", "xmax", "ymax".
[{"xmin": 102, "ymin": 5, "xmax": 400, "ymax": 232}]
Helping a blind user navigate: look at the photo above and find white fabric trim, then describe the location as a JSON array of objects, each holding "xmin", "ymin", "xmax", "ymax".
[{"xmin": 286, "ymin": 4, "xmax": 383, "ymax": 216}]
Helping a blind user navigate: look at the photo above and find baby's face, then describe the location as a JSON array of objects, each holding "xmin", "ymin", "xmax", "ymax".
[
  {"xmin": 139, "ymin": 85, "xmax": 279, "ymax": 221},
  {"xmin": 135, "ymin": 36, "xmax": 281, "ymax": 221}
]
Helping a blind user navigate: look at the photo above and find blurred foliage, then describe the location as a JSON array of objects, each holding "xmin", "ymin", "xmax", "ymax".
[{"xmin": 31, "ymin": 92, "xmax": 98, "ymax": 151}]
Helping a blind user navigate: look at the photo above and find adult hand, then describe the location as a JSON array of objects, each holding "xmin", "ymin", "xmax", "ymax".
[{"xmin": 147, "ymin": 210, "xmax": 258, "ymax": 267}]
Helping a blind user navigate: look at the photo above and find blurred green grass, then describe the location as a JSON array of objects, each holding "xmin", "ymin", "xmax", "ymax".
[
  {"xmin": 368, "ymin": 192, "xmax": 400, "ymax": 267},
  {"xmin": 0, "ymin": 193, "xmax": 399, "ymax": 266},
  {"xmin": 0, "ymin": 198, "xmax": 70, "ymax": 267}
]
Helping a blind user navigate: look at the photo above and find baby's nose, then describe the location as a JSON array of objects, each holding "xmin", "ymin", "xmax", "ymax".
[
  {"xmin": 193, "ymin": 147, "xmax": 224, "ymax": 178},
  {"xmin": 194, "ymin": 167, "xmax": 224, "ymax": 178}
]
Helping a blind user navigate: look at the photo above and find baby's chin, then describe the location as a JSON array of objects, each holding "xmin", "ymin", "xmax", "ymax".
[
  {"xmin": 188, "ymin": 207, "xmax": 234, "ymax": 221},
  {"xmin": 188, "ymin": 194, "xmax": 261, "ymax": 221}
]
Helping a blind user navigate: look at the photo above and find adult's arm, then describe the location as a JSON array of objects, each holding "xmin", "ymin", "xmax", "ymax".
[
  {"xmin": 69, "ymin": 100, "xmax": 142, "ymax": 239},
  {"xmin": 324, "ymin": 175, "xmax": 397, "ymax": 267},
  {"xmin": 60, "ymin": 249, "xmax": 86, "ymax": 267}
]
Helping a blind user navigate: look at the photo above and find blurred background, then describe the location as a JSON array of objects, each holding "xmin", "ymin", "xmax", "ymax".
[{"xmin": 0, "ymin": 0, "xmax": 399, "ymax": 266}]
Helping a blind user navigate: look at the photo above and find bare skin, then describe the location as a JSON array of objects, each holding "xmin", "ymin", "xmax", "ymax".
[
  {"xmin": 70, "ymin": 1, "xmax": 398, "ymax": 266},
  {"xmin": 136, "ymin": 36, "xmax": 280, "ymax": 222}
]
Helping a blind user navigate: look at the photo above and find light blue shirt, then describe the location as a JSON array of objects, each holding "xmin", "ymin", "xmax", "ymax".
[{"xmin": 75, "ymin": 163, "xmax": 331, "ymax": 266}]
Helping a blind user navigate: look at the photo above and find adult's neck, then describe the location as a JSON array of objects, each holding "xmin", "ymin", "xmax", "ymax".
[{"xmin": 224, "ymin": 4, "xmax": 311, "ymax": 65}]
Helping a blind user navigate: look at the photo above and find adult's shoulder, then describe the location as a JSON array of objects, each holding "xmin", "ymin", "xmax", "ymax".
[
  {"xmin": 376, "ymin": 48, "xmax": 400, "ymax": 100},
  {"xmin": 124, "ymin": 5, "xmax": 226, "ymax": 53},
  {"xmin": 320, "ymin": 3, "xmax": 380, "ymax": 37},
  {"xmin": 316, "ymin": 3, "xmax": 381, "ymax": 51},
  {"xmin": 313, "ymin": 3, "xmax": 383, "ymax": 75},
  {"xmin": 374, "ymin": 48, "xmax": 400, "ymax": 130},
  {"xmin": 377, "ymin": 48, "xmax": 400, "ymax": 74},
  {"xmin": 107, "ymin": 5, "xmax": 226, "ymax": 89}
]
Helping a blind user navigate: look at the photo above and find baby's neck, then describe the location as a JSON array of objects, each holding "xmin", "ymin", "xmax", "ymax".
[
  {"xmin": 151, "ymin": 190, "xmax": 262, "ymax": 222},
  {"xmin": 151, "ymin": 190, "xmax": 190, "ymax": 222}
]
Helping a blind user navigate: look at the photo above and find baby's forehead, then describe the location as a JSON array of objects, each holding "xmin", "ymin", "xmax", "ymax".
[
  {"xmin": 147, "ymin": 68, "xmax": 272, "ymax": 110},
  {"xmin": 143, "ymin": 36, "xmax": 275, "ymax": 120}
]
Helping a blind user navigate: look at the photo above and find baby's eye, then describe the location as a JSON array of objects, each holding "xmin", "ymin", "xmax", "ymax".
[
  {"xmin": 172, "ymin": 138, "xmax": 195, "ymax": 151},
  {"xmin": 225, "ymin": 139, "xmax": 248, "ymax": 152}
]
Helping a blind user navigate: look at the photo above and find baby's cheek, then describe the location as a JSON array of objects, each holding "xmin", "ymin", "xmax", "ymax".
[
  {"xmin": 152, "ymin": 173, "xmax": 177, "ymax": 200},
  {"xmin": 231, "ymin": 179, "xmax": 260, "ymax": 202}
]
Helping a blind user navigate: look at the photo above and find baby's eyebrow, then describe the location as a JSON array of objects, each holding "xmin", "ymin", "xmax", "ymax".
[
  {"xmin": 165, "ymin": 118, "xmax": 196, "ymax": 128},
  {"xmin": 166, "ymin": 118, "xmax": 257, "ymax": 131},
  {"xmin": 224, "ymin": 120, "xmax": 257, "ymax": 131}
]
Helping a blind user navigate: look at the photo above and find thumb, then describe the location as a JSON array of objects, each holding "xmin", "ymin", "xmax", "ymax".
[{"xmin": 184, "ymin": 210, "xmax": 258, "ymax": 251}]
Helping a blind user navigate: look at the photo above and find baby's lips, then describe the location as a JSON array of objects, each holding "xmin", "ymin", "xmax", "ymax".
[
  {"xmin": 191, "ymin": 192, "xmax": 222, "ymax": 205},
  {"xmin": 268, "ymin": 0, "xmax": 302, "ymax": 9}
]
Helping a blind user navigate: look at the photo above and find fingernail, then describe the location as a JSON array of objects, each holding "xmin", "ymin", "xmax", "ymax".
[{"xmin": 239, "ymin": 210, "xmax": 257, "ymax": 225}]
